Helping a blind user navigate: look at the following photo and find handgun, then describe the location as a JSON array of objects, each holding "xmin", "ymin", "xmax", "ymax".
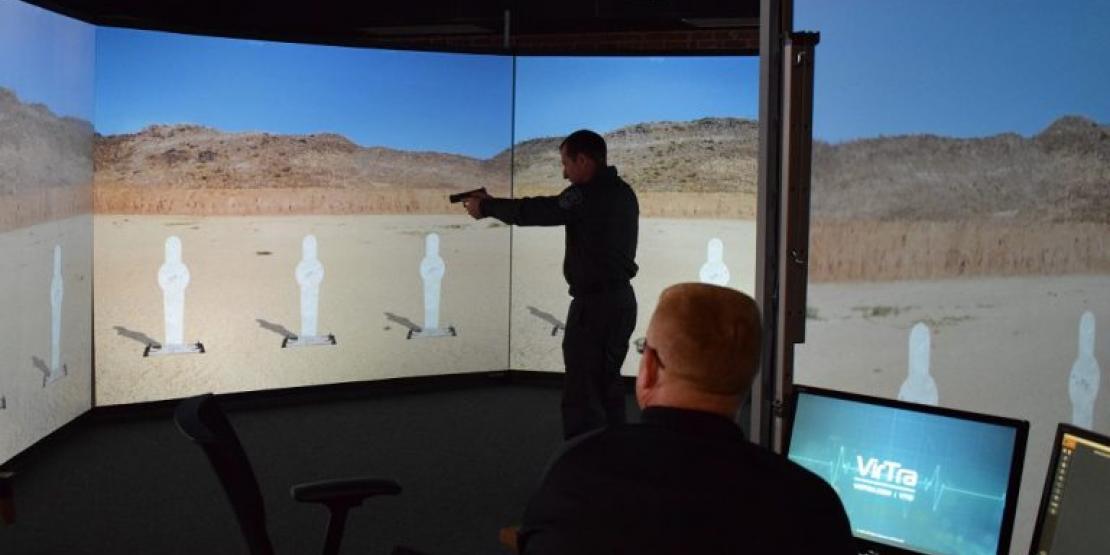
[{"xmin": 449, "ymin": 187, "xmax": 487, "ymax": 203}]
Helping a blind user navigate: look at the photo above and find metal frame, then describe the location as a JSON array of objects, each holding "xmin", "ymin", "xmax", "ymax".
[
  {"xmin": 754, "ymin": 0, "xmax": 820, "ymax": 452},
  {"xmin": 752, "ymin": 0, "xmax": 790, "ymax": 447},
  {"xmin": 772, "ymin": 30, "xmax": 818, "ymax": 452}
]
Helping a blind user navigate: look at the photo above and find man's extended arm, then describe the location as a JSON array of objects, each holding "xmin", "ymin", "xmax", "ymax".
[
  {"xmin": 482, "ymin": 196, "xmax": 570, "ymax": 226},
  {"xmin": 464, "ymin": 188, "xmax": 584, "ymax": 226}
]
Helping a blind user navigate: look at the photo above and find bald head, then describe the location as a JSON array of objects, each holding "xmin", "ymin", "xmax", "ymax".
[{"xmin": 639, "ymin": 284, "xmax": 761, "ymax": 411}]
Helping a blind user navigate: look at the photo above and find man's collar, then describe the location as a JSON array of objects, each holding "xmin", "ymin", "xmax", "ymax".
[
  {"xmin": 580, "ymin": 165, "xmax": 618, "ymax": 186},
  {"xmin": 640, "ymin": 406, "xmax": 745, "ymax": 440}
]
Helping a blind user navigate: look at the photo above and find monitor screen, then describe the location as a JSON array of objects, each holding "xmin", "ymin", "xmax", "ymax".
[
  {"xmin": 1029, "ymin": 424, "xmax": 1110, "ymax": 555},
  {"xmin": 785, "ymin": 386, "xmax": 1028, "ymax": 555}
]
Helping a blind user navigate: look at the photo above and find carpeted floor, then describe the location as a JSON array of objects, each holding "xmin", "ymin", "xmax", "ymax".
[{"xmin": 0, "ymin": 378, "xmax": 641, "ymax": 554}]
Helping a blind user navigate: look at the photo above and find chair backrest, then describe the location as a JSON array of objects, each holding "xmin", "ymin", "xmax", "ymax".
[{"xmin": 175, "ymin": 393, "xmax": 274, "ymax": 555}]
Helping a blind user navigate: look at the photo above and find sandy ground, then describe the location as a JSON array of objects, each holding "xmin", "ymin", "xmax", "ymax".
[
  {"xmin": 92, "ymin": 215, "xmax": 757, "ymax": 405},
  {"xmin": 93, "ymin": 215, "xmax": 512, "ymax": 406},
  {"xmin": 797, "ymin": 275, "xmax": 1110, "ymax": 554},
  {"xmin": 0, "ymin": 215, "xmax": 93, "ymax": 463}
]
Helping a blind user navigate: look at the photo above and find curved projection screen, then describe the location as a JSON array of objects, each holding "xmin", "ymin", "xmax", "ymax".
[
  {"xmin": 90, "ymin": 28, "xmax": 758, "ymax": 405},
  {"xmin": 87, "ymin": 30, "xmax": 756, "ymax": 406},
  {"xmin": 92, "ymin": 29, "xmax": 513, "ymax": 405},
  {"xmin": 0, "ymin": 0, "xmax": 95, "ymax": 463}
]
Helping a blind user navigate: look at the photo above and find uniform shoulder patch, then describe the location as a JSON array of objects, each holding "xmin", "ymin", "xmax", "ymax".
[{"xmin": 558, "ymin": 187, "xmax": 584, "ymax": 210}]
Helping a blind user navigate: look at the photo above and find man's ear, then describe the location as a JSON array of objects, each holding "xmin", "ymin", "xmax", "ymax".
[
  {"xmin": 635, "ymin": 348, "xmax": 657, "ymax": 409},
  {"xmin": 641, "ymin": 346, "xmax": 660, "ymax": 388}
]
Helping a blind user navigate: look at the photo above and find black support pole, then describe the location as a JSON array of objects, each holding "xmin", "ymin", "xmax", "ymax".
[{"xmin": 753, "ymin": 0, "xmax": 790, "ymax": 448}]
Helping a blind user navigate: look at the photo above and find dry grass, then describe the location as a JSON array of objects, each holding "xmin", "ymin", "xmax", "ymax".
[
  {"xmin": 93, "ymin": 185, "xmax": 466, "ymax": 215},
  {"xmin": 637, "ymin": 191, "xmax": 756, "ymax": 219},
  {"xmin": 810, "ymin": 220, "xmax": 1110, "ymax": 282},
  {"xmin": 0, "ymin": 186, "xmax": 93, "ymax": 233},
  {"xmin": 88, "ymin": 187, "xmax": 1110, "ymax": 283},
  {"xmin": 93, "ymin": 185, "xmax": 757, "ymax": 219}
]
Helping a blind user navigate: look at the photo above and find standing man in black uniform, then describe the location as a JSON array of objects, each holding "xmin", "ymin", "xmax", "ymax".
[{"xmin": 462, "ymin": 130, "xmax": 639, "ymax": 439}]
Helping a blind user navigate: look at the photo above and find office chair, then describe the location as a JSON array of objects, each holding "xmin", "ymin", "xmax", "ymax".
[{"xmin": 174, "ymin": 393, "xmax": 403, "ymax": 555}]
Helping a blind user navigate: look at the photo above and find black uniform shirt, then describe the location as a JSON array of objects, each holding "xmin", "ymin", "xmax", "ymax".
[
  {"xmin": 481, "ymin": 166, "xmax": 638, "ymax": 297},
  {"xmin": 517, "ymin": 407, "xmax": 857, "ymax": 555}
]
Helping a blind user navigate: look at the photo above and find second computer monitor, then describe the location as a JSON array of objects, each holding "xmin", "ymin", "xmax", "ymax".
[
  {"xmin": 785, "ymin": 385, "xmax": 1029, "ymax": 555},
  {"xmin": 1028, "ymin": 423, "xmax": 1110, "ymax": 555}
]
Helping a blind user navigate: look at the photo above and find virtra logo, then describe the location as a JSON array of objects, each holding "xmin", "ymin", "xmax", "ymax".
[
  {"xmin": 853, "ymin": 456, "xmax": 919, "ymax": 501},
  {"xmin": 857, "ymin": 456, "xmax": 919, "ymax": 487}
]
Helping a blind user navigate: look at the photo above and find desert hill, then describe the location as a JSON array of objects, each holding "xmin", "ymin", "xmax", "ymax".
[
  {"xmin": 812, "ymin": 116, "xmax": 1110, "ymax": 223},
  {"xmin": 0, "ymin": 87, "xmax": 93, "ymax": 194},
  {"xmin": 93, "ymin": 124, "xmax": 507, "ymax": 192},
  {"xmin": 510, "ymin": 117, "xmax": 760, "ymax": 194},
  {"xmin": 0, "ymin": 87, "xmax": 93, "ymax": 231},
  {"xmin": 91, "ymin": 117, "xmax": 761, "ymax": 217},
  {"xmin": 91, "ymin": 114, "xmax": 1109, "ymax": 222},
  {"xmin": 93, "ymin": 117, "xmax": 760, "ymax": 196},
  {"xmin": 5, "ymin": 81, "xmax": 1101, "ymax": 279}
]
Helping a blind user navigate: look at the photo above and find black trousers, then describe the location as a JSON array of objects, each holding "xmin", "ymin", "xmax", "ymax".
[{"xmin": 561, "ymin": 285, "xmax": 637, "ymax": 440}]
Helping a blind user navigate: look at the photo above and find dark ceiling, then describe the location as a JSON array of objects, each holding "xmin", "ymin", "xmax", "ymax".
[{"xmin": 27, "ymin": 0, "xmax": 761, "ymax": 50}]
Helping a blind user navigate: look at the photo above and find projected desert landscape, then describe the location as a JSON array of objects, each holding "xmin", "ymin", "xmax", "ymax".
[
  {"xmin": 90, "ymin": 111, "xmax": 1110, "ymax": 430},
  {"xmin": 799, "ymin": 116, "xmax": 1110, "ymax": 410},
  {"xmin": 797, "ymin": 116, "xmax": 1110, "ymax": 545},
  {"xmin": 0, "ymin": 87, "xmax": 93, "ymax": 460},
  {"xmin": 90, "ymin": 117, "xmax": 759, "ymax": 404},
  {"xmin": 0, "ymin": 87, "xmax": 92, "ymax": 232}
]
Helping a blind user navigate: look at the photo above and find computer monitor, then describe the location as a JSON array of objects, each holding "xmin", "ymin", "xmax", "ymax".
[
  {"xmin": 784, "ymin": 385, "xmax": 1028, "ymax": 555},
  {"xmin": 1028, "ymin": 423, "xmax": 1110, "ymax": 555}
]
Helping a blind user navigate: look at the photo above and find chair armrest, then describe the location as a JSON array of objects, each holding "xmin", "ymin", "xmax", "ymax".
[{"xmin": 291, "ymin": 477, "xmax": 402, "ymax": 506}]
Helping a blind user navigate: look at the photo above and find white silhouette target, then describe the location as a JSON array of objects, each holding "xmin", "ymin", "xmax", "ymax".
[
  {"xmin": 46, "ymin": 244, "xmax": 67, "ymax": 384},
  {"xmin": 411, "ymin": 233, "xmax": 455, "ymax": 338},
  {"xmin": 148, "ymin": 236, "xmax": 203, "ymax": 356},
  {"xmin": 898, "ymin": 322, "xmax": 939, "ymax": 406},
  {"xmin": 285, "ymin": 234, "xmax": 335, "ymax": 348},
  {"xmin": 1069, "ymin": 311, "xmax": 1101, "ymax": 429},
  {"xmin": 699, "ymin": 238, "xmax": 730, "ymax": 286}
]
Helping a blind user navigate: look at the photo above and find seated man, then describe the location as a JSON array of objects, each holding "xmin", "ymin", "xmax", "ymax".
[{"xmin": 512, "ymin": 283, "xmax": 855, "ymax": 554}]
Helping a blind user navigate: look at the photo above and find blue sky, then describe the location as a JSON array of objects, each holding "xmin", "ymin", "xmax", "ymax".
[
  {"xmin": 0, "ymin": 0, "xmax": 95, "ymax": 121},
  {"xmin": 94, "ymin": 29, "xmax": 514, "ymax": 159},
  {"xmin": 93, "ymin": 28, "xmax": 754, "ymax": 158},
  {"xmin": 6, "ymin": 0, "xmax": 1107, "ymax": 153},
  {"xmin": 796, "ymin": 0, "xmax": 1110, "ymax": 142},
  {"xmin": 514, "ymin": 56, "xmax": 759, "ymax": 142}
]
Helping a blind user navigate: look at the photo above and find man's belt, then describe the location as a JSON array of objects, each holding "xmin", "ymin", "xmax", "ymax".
[{"xmin": 570, "ymin": 280, "xmax": 632, "ymax": 298}]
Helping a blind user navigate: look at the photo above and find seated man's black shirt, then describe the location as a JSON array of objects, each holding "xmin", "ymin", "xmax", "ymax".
[
  {"xmin": 518, "ymin": 407, "xmax": 856, "ymax": 555},
  {"xmin": 480, "ymin": 166, "xmax": 638, "ymax": 297}
]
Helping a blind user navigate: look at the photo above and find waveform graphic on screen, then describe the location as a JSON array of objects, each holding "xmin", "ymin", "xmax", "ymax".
[
  {"xmin": 787, "ymin": 390, "xmax": 1023, "ymax": 555},
  {"xmin": 792, "ymin": 445, "xmax": 1006, "ymax": 510}
]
